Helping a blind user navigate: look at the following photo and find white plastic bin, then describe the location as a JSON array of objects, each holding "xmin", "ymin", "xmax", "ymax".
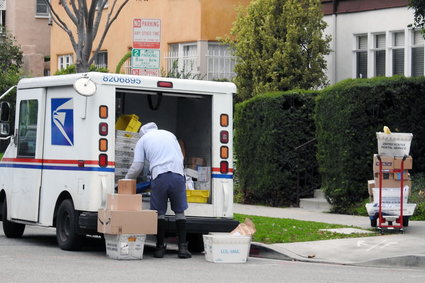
[
  {"xmin": 376, "ymin": 132, "xmax": 413, "ymax": 156},
  {"xmin": 203, "ymin": 233, "xmax": 251, "ymax": 263},
  {"xmin": 104, "ymin": 234, "xmax": 146, "ymax": 260}
]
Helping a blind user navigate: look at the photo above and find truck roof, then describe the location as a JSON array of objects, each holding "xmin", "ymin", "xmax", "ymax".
[{"xmin": 17, "ymin": 72, "xmax": 237, "ymax": 95}]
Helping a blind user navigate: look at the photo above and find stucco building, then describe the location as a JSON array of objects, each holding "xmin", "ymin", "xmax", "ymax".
[
  {"xmin": 0, "ymin": 0, "xmax": 50, "ymax": 77},
  {"xmin": 50, "ymin": 0, "xmax": 249, "ymax": 80},
  {"xmin": 48, "ymin": 0, "xmax": 422, "ymax": 85}
]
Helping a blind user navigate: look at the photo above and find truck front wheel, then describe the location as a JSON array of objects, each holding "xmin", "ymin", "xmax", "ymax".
[
  {"xmin": 56, "ymin": 199, "xmax": 84, "ymax": 251},
  {"xmin": 2, "ymin": 198, "xmax": 25, "ymax": 238}
]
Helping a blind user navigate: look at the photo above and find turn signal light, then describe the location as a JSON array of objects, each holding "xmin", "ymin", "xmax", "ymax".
[
  {"xmin": 99, "ymin": 138, "xmax": 108, "ymax": 151},
  {"xmin": 220, "ymin": 146, "xmax": 229, "ymax": 159},
  {"xmin": 99, "ymin": 105, "xmax": 108, "ymax": 118},
  {"xmin": 220, "ymin": 114, "xmax": 229, "ymax": 127}
]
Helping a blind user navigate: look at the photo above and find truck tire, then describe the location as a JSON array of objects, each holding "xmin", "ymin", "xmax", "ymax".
[
  {"xmin": 56, "ymin": 199, "xmax": 84, "ymax": 251},
  {"xmin": 2, "ymin": 198, "xmax": 25, "ymax": 238},
  {"xmin": 187, "ymin": 233, "xmax": 204, "ymax": 253},
  {"xmin": 370, "ymin": 217, "xmax": 377, "ymax": 228}
]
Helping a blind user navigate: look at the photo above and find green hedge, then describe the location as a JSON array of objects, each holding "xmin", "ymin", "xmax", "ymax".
[
  {"xmin": 234, "ymin": 90, "xmax": 319, "ymax": 206},
  {"xmin": 315, "ymin": 76, "xmax": 425, "ymax": 213}
]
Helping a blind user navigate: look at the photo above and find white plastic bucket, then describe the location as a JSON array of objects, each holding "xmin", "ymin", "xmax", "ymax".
[{"xmin": 376, "ymin": 132, "xmax": 413, "ymax": 156}]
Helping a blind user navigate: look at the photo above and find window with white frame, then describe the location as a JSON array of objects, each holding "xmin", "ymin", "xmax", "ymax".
[
  {"xmin": 355, "ymin": 35, "xmax": 368, "ymax": 78},
  {"xmin": 207, "ymin": 43, "xmax": 237, "ymax": 81},
  {"xmin": 36, "ymin": 0, "xmax": 49, "ymax": 17},
  {"xmin": 412, "ymin": 30, "xmax": 424, "ymax": 77},
  {"xmin": 166, "ymin": 43, "xmax": 198, "ymax": 76},
  {"xmin": 374, "ymin": 34, "xmax": 386, "ymax": 77},
  {"xmin": 392, "ymin": 32, "xmax": 405, "ymax": 75},
  {"xmin": 58, "ymin": 54, "xmax": 73, "ymax": 70},
  {"xmin": 94, "ymin": 51, "xmax": 108, "ymax": 69}
]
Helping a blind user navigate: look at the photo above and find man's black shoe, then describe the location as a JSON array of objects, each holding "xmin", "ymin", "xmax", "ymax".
[
  {"xmin": 154, "ymin": 244, "xmax": 166, "ymax": 258},
  {"xmin": 178, "ymin": 243, "xmax": 192, "ymax": 259}
]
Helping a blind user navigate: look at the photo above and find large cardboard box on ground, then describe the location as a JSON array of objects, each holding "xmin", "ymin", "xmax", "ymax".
[
  {"xmin": 373, "ymin": 154, "xmax": 413, "ymax": 173},
  {"xmin": 104, "ymin": 234, "xmax": 146, "ymax": 260},
  {"xmin": 203, "ymin": 233, "xmax": 251, "ymax": 263},
  {"xmin": 98, "ymin": 209, "xmax": 157, "ymax": 234},
  {"xmin": 106, "ymin": 194, "xmax": 142, "ymax": 211}
]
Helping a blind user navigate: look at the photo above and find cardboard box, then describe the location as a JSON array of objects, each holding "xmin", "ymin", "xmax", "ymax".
[
  {"xmin": 98, "ymin": 209, "xmax": 157, "ymax": 235},
  {"xmin": 372, "ymin": 187, "xmax": 409, "ymax": 204},
  {"xmin": 106, "ymin": 194, "xmax": 142, "ymax": 211},
  {"xmin": 188, "ymin": 157, "xmax": 205, "ymax": 169},
  {"xmin": 104, "ymin": 234, "xmax": 146, "ymax": 260},
  {"xmin": 373, "ymin": 154, "xmax": 413, "ymax": 173},
  {"xmin": 118, "ymin": 179, "xmax": 136, "ymax": 194},
  {"xmin": 372, "ymin": 179, "xmax": 412, "ymax": 196},
  {"xmin": 374, "ymin": 171, "xmax": 410, "ymax": 181}
]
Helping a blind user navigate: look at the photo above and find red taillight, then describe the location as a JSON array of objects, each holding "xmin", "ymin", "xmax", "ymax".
[
  {"xmin": 99, "ymin": 122, "xmax": 108, "ymax": 136},
  {"xmin": 220, "ymin": 130, "xmax": 229, "ymax": 144},
  {"xmin": 220, "ymin": 161, "xmax": 229, "ymax": 174},
  {"xmin": 157, "ymin": 81, "xmax": 173, "ymax": 88},
  {"xmin": 99, "ymin": 154, "xmax": 108, "ymax": 167}
]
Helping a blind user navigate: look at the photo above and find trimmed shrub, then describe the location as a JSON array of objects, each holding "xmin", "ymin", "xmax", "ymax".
[
  {"xmin": 315, "ymin": 76, "xmax": 425, "ymax": 213},
  {"xmin": 234, "ymin": 90, "xmax": 319, "ymax": 206}
]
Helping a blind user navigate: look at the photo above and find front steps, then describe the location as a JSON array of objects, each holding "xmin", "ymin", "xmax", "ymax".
[{"xmin": 299, "ymin": 189, "xmax": 331, "ymax": 212}]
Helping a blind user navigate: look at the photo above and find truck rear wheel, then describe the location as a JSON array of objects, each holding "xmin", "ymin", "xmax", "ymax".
[
  {"xmin": 56, "ymin": 199, "xmax": 84, "ymax": 251},
  {"xmin": 2, "ymin": 198, "xmax": 25, "ymax": 238}
]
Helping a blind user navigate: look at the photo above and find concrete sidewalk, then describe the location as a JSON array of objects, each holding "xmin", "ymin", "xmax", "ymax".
[{"xmin": 234, "ymin": 203, "xmax": 425, "ymax": 269}]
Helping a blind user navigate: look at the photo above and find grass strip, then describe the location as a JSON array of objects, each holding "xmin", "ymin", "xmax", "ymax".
[{"xmin": 234, "ymin": 213, "xmax": 377, "ymax": 244}]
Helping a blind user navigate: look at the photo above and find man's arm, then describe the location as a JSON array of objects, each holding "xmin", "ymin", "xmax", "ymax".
[{"xmin": 125, "ymin": 161, "xmax": 144, "ymax": 179}]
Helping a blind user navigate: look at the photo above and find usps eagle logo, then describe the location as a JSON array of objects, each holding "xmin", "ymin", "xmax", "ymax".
[{"xmin": 51, "ymin": 98, "xmax": 74, "ymax": 146}]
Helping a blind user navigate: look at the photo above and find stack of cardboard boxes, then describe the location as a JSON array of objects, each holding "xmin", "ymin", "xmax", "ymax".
[
  {"xmin": 368, "ymin": 154, "xmax": 413, "ymax": 204},
  {"xmin": 98, "ymin": 179, "xmax": 157, "ymax": 260}
]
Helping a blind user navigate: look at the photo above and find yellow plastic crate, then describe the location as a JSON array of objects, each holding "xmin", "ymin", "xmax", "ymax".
[
  {"xmin": 186, "ymin": 190, "xmax": 210, "ymax": 203},
  {"xmin": 116, "ymin": 114, "xmax": 142, "ymax": 132}
]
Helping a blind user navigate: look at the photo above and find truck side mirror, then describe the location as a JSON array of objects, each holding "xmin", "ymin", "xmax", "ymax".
[{"xmin": 0, "ymin": 101, "xmax": 11, "ymax": 122}]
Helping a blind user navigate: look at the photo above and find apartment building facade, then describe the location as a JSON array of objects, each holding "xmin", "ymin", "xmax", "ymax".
[
  {"xmin": 50, "ymin": 0, "xmax": 249, "ymax": 81},
  {"xmin": 49, "ymin": 1, "xmax": 422, "ymax": 85},
  {"xmin": 0, "ymin": 0, "xmax": 50, "ymax": 76},
  {"xmin": 322, "ymin": 0, "xmax": 419, "ymax": 85}
]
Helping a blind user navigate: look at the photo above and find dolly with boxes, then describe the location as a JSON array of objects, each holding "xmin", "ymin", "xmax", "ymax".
[
  {"xmin": 98, "ymin": 179, "xmax": 157, "ymax": 259},
  {"xmin": 365, "ymin": 130, "xmax": 416, "ymax": 231}
]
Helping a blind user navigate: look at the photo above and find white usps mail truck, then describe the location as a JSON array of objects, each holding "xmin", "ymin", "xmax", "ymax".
[{"xmin": 0, "ymin": 72, "xmax": 238, "ymax": 251}]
